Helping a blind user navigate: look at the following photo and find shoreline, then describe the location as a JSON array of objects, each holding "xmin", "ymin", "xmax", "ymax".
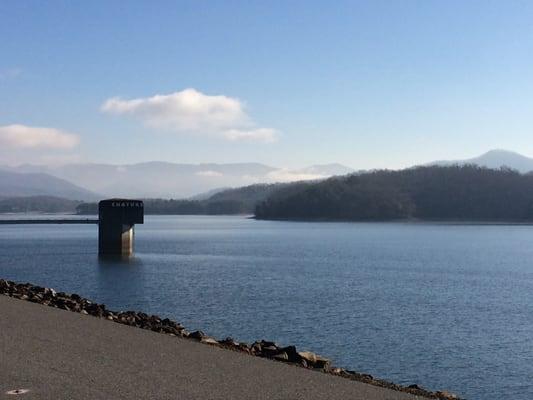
[
  {"xmin": 0, "ymin": 278, "xmax": 460, "ymax": 400},
  {"xmin": 4, "ymin": 211, "xmax": 533, "ymax": 226}
]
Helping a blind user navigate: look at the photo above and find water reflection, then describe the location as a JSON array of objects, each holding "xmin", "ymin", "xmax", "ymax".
[
  {"xmin": 98, "ymin": 254, "xmax": 143, "ymax": 266},
  {"xmin": 96, "ymin": 255, "xmax": 146, "ymax": 310}
]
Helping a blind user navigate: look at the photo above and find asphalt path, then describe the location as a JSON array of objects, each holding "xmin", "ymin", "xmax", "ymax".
[{"xmin": 0, "ymin": 295, "xmax": 421, "ymax": 400}]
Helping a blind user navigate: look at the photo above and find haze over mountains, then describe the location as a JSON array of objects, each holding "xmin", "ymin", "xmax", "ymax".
[
  {"xmin": 1, "ymin": 150, "xmax": 533, "ymax": 201},
  {"xmin": 3, "ymin": 162, "xmax": 353, "ymax": 199}
]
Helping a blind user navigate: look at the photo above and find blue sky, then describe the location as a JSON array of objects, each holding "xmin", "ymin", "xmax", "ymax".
[{"xmin": 1, "ymin": 1, "xmax": 533, "ymax": 169}]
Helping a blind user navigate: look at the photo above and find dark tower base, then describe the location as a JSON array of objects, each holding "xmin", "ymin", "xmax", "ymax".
[{"xmin": 98, "ymin": 199, "xmax": 144, "ymax": 256}]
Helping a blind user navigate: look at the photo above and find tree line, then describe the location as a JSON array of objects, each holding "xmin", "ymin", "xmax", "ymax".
[
  {"xmin": 76, "ymin": 183, "xmax": 290, "ymax": 215},
  {"xmin": 76, "ymin": 198, "xmax": 250, "ymax": 215},
  {"xmin": 0, "ymin": 196, "xmax": 81, "ymax": 213}
]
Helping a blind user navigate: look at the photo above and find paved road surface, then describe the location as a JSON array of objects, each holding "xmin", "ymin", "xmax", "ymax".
[{"xmin": 0, "ymin": 295, "xmax": 421, "ymax": 400}]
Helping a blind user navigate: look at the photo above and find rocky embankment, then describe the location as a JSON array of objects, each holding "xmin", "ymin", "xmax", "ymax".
[{"xmin": 0, "ymin": 278, "xmax": 461, "ymax": 400}]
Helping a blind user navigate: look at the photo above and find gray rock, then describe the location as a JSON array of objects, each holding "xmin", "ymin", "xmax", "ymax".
[
  {"xmin": 189, "ymin": 330, "xmax": 205, "ymax": 340},
  {"xmin": 273, "ymin": 352, "xmax": 289, "ymax": 361}
]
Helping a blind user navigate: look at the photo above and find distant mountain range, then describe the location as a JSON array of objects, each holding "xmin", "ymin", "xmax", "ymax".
[
  {"xmin": 2, "ymin": 150, "xmax": 533, "ymax": 202},
  {"xmin": 0, "ymin": 169, "xmax": 99, "ymax": 201},
  {"xmin": 429, "ymin": 149, "xmax": 533, "ymax": 173},
  {"xmin": 3, "ymin": 162, "xmax": 353, "ymax": 199}
]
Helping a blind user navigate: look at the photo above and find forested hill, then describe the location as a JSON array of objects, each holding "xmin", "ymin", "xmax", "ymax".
[{"xmin": 255, "ymin": 165, "xmax": 533, "ymax": 221}]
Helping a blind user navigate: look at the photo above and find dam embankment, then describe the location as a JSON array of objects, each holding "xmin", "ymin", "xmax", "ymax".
[{"xmin": 0, "ymin": 279, "xmax": 460, "ymax": 400}]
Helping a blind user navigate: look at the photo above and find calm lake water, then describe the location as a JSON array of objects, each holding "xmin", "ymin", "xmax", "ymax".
[{"xmin": 1, "ymin": 215, "xmax": 532, "ymax": 399}]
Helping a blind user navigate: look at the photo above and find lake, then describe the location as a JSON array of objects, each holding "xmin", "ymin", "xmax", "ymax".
[{"xmin": 1, "ymin": 215, "xmax": 532, "ymax": 399}]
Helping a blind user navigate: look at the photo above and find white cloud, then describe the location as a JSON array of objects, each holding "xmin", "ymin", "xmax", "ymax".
[
  {"xmin": 265, "ymin": 169, "xmax": 326, "ymax": 182},
  {"xmin": 0, "ymin": 124, "xmax": 79, "ymax": 149},
  {"xmin": 223, "ymin": 128, "xmax": 278, "ymax": 143},
  {"xmin": 101, "ymin": 88, "xmax": 279, "ymax": 142},
  {"xmin": 195, "ymin": 170, "xmax": 224, "ymax": 177},
  {"xmin": 239, "ymin": 169, "xmax": 326, "ymax": 185}
]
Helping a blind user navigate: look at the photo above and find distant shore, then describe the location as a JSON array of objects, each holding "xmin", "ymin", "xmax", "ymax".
[
  {"xmin": 253, "ymin": 216, "xmax": 533, "ymax": 225},
  {"xmin": 0, "ymin": 278, "xmax": 460, "ymax": 400}
]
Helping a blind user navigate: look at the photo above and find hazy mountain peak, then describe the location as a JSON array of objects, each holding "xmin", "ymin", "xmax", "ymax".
[
  {"xmin": 432, "ymin": 149, "xmax": 533, "ymax": 173},
  {"xmin": 475, "ymin": 149, "xmax": 529, "ymax": 161},
  {"xmin": 481, "ymin": 149, "xmax": 519, "ymax": 156},
  {"xmin": 0, "ymin": 169, "xmax": 99, "ymax": 201}
]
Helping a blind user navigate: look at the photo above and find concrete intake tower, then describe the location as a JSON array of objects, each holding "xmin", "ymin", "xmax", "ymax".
[{"xmin": 98, "ymin": 199, "xmax": 144, "ymax": 256}]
